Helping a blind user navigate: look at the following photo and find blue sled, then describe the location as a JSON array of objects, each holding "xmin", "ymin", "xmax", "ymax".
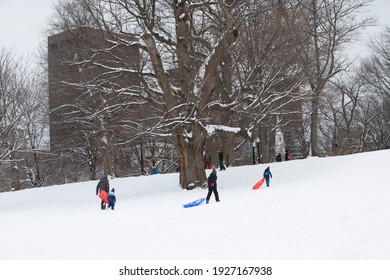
[{"xmin": 183, "ymin": 197, "xmax": 206, "ymax": 208}]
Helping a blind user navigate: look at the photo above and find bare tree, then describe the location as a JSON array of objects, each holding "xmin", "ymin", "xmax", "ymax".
[
  {"xmin": 20, "ymin": 69, "xmax": 51, "ymax": 188},
  {"xmin": 45, "ymin": 0, "xmax": 376, "ymax": 189},
  {"xmin": 317, "ymin": 25, "xmax": 390, "ymax": 156},
  {"xmin": 0, "ymin": 48, "xmax": 32, "ymax": 191},
  {"xmin": 362, "ymin": 26, "xmax": 390, "ymax": 108},
  {"xmin": 0, "ymin": 48, "xmax": 50, "ymax": 191},
  {"xmin": 359, "ymin": 28, "xmax": 390, "ymax": 150},
  {"xmin": 48, "ymin": 0, "xmax": 241, "ymax": 189},
  {"xmin": 319, "ymin": 73, "xmax": 366, "ymax": 155},
  {"xmin": 0, "ymin": 48, "xmax": 27, "ymax": 161},
  {"xmin": 280, "ymin": 0, "xmax": 374, "ymax": 156},
  {"xmin": 232, "ymin": 0, "xmax": 306, "ymax": 163}
]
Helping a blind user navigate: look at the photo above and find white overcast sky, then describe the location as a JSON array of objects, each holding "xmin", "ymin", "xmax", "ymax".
[
  {"xmin": 0, "ymin": 0, "xmax": 55, "ymax": 55},
  {"xmin": 0, "ymin": 0, "xmax": 389, "ymax": 56}
]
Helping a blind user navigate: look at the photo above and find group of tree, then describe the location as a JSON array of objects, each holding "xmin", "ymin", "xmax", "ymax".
[
  {"xmin": 0, "ymin": 48, "xmax": 50, "ymax": 191},
  {"xmin": 1, "ymin": 0, "xmax": 389, "ymax": 192}
]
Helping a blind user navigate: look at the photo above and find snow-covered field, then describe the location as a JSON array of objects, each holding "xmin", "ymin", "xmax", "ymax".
[
  {"xmin": 1, "ymin": 0, "xmax": 390, "ymax": 267},
  {"xmin": 1, "ymin": 150, "xmax": 389, "ymax": 261}
]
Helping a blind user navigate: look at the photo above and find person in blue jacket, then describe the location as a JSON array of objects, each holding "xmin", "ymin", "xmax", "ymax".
[
  {"xmin": 263, "ymin": 166, "xmax": 272, "ymax": 187},
  {"xmin": 108, "ymin": 188, "xmax": 117, "ymax": 210}
]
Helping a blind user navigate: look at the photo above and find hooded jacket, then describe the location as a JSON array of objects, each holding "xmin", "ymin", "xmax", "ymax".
[
  {"xmin": 96, "ymin": 176, "xmax": 110, "ymax": 195},
  {"xmin": 208, "ymin": 169, "xmax": 217, "ymax": 187},
  {"xmin": 263, "ymin": 167, "xmax": 272, "ymax": 179},
  {"xmin": 108, "ymin": 188, "xmax": 116, "ymax": 204}
]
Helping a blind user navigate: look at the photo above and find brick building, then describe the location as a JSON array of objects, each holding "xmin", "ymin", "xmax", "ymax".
[{"xmin": 48, "ymin": 27, "xmax": 142, "ymax": 178}]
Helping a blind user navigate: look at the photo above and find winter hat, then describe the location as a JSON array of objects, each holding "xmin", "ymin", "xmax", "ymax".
[
  {"xmin": 211, "ymin": 168, "xmax": 216, "ymax": 174},
  {"xmin": 111, "ymin": 188, "xmax": 115, "ymax": 192}
]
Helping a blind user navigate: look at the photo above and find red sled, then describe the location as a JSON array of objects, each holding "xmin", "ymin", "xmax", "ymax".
[
  {"xmin": 98, "ymin": 190, "xmax": 108, "ymax": 203},
  {"xmin": 252, "ymin": 177, "xmax": 265, "ymax": 190}
]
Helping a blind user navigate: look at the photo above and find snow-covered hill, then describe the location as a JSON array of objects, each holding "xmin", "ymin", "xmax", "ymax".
[{"xmin": 1, "ymin": 150, "xmax": 389, "ymax": 260}]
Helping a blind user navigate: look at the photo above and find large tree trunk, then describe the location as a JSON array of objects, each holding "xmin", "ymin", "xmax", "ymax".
[
  {"xmin": 259, "ymin": 124, "xmax": 270, "ymax": 163},
  {"xmin": 112, "ymin": 146, "xmax": 120, "ymax": 177},
  {"xmin": 88, "ymin": 151, "xmax": 97, "ymax": 180},
  {"xmin": 310, "ymin": 93, "xmax": 320, "ymax": 156},
  {"xmin": 221, "ymin": 134, "xmax": 235, "ymax": 167},
  {"xmin": 11, "ymin": 153, "xmax": 20, "ymax": 191},
  {"xmin": 175, "ymin": 125, "xmax": 207, "ymax": 190},
  {"xmin": 89, "ymin": 164, "xmax": 97, "ymax": 180},
  {"xmin": 103, "ymin": 146, "xmax": 112, "ymax": 176},
  {"xmin": 103, "ymin": 145, "xmax": 120, "ymax": 177}
]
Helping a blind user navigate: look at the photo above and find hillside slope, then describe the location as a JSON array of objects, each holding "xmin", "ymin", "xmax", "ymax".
[{"xmin": 1, "ymin": 150, "xmax": 389, "ymax": 260}]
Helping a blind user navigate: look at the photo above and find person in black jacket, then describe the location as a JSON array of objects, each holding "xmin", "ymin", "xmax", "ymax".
[
  {"xmin": 217, "ymin": 151, "xmax": 226, "ymax": 170},
  {"xmin": 206, "ymin": 169, "xmax": 220, "ymax": 204},
  {"xmin": 285, "ymin": 150, "xmax": 292, "ymax": 161},
  {"xmin": 96, "ymin": 175, "xmax": 110, "ymax": 210}
]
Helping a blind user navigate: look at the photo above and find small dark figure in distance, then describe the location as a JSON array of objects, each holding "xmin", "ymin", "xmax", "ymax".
[
  {"xmin": 285, "ymin": 150, "xmax": 292, "ymax": 161},
  {"xmin": 206, "ymin": 168, "xmax": 220, "ymax": 204},
  {"xmin": 217, "ymin": 151, "xmax": 226, "ymax": 171},
  {"xmin": 204, "ymin": 151, "xmax": 212, "ymax": 169},
  {"xmin": 96, "ymin": 175, "xmax": 110, "ymax": 210},
  {"xmin": 275, "ymin": 153, "xmax": 282, "ymax": 162},
  {"xmin": 263, "ymin": 166, "xmax": 272, "ymax": 187},
  {"xmin": 108, "ymin": 188, "xmax": 116, "ymax": 210}
]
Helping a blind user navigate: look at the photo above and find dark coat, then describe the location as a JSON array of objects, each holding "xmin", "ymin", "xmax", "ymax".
[
  {"xmin": 217, "ymin": 151, "xmax": 224, "ymax": 161},
  {"xmin": 108, "ymin": 193, "xmax": 116, "ymax": 205},
  {"xmin": 285, "ymin": 151, "xmax": 291, "ymax": 161},
  {"xmin": 96, "ymin": 176, "xmax": 110, "ymax": 195},
  {"xmin": 263, "ymin": 167, "xmax": 272, "ymax": 179},
  {"xmin": 206, "ymin": 170, "xmax": 219, "ymax": 202},
  {"xmin": 208, "ymin": 171, "xmax": 217, "ymax": 187}
]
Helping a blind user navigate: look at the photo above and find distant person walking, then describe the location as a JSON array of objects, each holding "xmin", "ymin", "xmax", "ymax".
[
  {"xmin": 285, "ymin": 150, "xmax": 292, "ymax": 161},
  {"xmin": 206, "ymin": 169, "xmax": 220, "ymax": 204},
  {"xmin": 217, "ymin": 151, "xmax": 226, "ymax": 170},
  {"xmin": 263, "ymin": 166, "xmax": 272, "ymax": 187},
  {"xmin": 204, "ymin": 151, "xmax": 212, "ymax": 169},
  {"xmin": 96, "ymin": 175, "xmax": 110, "ymax": 210}
]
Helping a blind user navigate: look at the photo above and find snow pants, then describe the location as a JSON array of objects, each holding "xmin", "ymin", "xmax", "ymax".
[
  {"xmin": 206, "ymin": 186, "xmax": 220, "ymax": 202},
  {"xmin": 108, "ymin": 199, "xmax": 115, "ymax": 210}
]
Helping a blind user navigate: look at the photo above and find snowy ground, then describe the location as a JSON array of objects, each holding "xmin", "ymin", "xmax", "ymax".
[{"xmin": 1, "ymin": 150, "xmax": 390, "ymax": 260}]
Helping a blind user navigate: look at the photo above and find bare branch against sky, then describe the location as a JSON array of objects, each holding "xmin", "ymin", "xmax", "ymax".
[{"xmin": 0, "ymin": 0, "xmax": 389, "ymax": 56}]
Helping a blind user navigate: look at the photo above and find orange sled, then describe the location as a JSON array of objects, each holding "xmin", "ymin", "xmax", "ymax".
[
  {"xmin": 252, "ymin": 177, "xmax": 265, "ymax": 190},
  {"xmin": 98, "ymin": 190, "xmax": 109, "ymax": 203}
]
